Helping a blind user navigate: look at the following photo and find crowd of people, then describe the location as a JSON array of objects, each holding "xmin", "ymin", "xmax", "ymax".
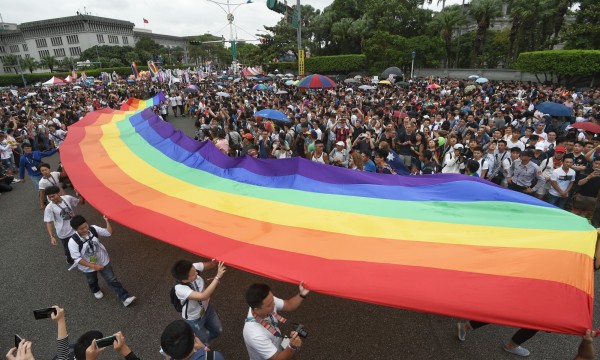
[{"xmin": 1, "ymin": 73, "xmax": 600, "ymax": 359}]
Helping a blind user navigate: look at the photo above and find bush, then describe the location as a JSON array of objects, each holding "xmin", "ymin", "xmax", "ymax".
[
  {"xmin": 265, "ymin": 54, "xmax": 366, "ymax": 74},
  {"xmin": 516, "ymin": 50, "xmax": 600, "ymax": 83}
]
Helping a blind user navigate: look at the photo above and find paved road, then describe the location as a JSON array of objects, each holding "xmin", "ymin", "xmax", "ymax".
[{"xmin": 0, "ymin": 114, "xmax": 597, "ymax": 359}]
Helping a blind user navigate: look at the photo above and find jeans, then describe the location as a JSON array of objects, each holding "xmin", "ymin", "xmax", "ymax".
[
  {"xmin": 84, "ymin": 263, "xmax": 129, "ymax": 302},
  {"xmin": 0, "ymin": 176, "xmax": 13, "ymax": 192},
  {"xmin": 185, "ymin": 304, "xmax": 223, "ymax": 344},
  {"xmin": 546, "ymin": 193, "xmax": 569, "ymax": 209},
  {"xmin": 29, "ymin": 174, "xmax": 42, "ymax": 190}
]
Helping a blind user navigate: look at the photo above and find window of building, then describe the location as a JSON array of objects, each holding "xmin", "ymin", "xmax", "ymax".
[
  {"xmin": 39, "ymin": 50, "xmax": 50, "ymax": 57},
  {"xmin": 122, "ymin": 36, "xmax": 129, "ymax": 45},
  {"xmin": 22, "ymin": 43, "xmax": 28, "ymax": 52},
  {"xmin": 0, "ymin": 46, "xmax": 6, "ymax": 53},
  {"xmin": 53, "ymin": 48, "xmax": 66, "ymax": 57},
  {"xmin": 108, "ymin": 35, "xmax": 119, "ymax": 44},
  {"xmin": 4, "ymin": 67, "xmax": 13, "ymax": 73},
  {"xmin": 69, "ymin": 46, "xmax": 81, "ymax": 56},
  {"xmin": 35, "ymin": 38, "xmax": 48, "ymax": 48},
  {"xmin": 25, "ymin": 54, "xmax": 31, "ymax": 59},
  {"xmin": 67, "ymin": 35, "xmax": 79, "ymax": 44},
  {"xmin": 9, "ymin": 45, "xmax": 19, "ymax": 53},
  {"xmin": 50, "ymin": 37, "xmax": 63, "ymax": 46},
  {"xmin": 97, "ymin": 34, "xmax": 105, "ymax": 43}
]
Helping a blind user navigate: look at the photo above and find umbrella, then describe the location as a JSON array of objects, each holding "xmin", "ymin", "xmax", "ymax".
[
  {"xmin": 344, "ymin": 78, "xmax": 358, "ymax": 84},
  {"xmin": 26, "ymin": 92, "xmax": 37, "ymax": 97},
  {"xmin": 276, "ymin": 74, "xmax": 285, "ymax": 77},
  {"xmin": 354, "ymin": 75, "xmax": 362, "ymax": 80},
  {"xmin": 378, "ymin": 80, "xmax": 392, "ymax": 85},
  {"xmin": 292, "ymin": 80, "xmax": 300, "ymax": 86},
  {"xmin": 276, "ymin": 90, "xmax": 288, "ymax": 94},
  {"xmin": 468, "ymin": 75, "xmax": 480, "ymax": 79},
  {"xmin": 297, "ymin": 74, "xmax": 337, "ymax": 89},
  {"xmin": 253, "ymin": 84, "xmax": 268, "ymax": 91},
  {"xmin": 464, "ymin": 85, "xmax": 477, "ymax": 93},
  {"xmin": 475, "ymin": 77, "xmax": 489, "ymax": 83},
  {"xmin": 536, "ymin": 102, "xmax": 573, "ymax": 117},
  {"xmin": 187, "ymin": 85, "xmax": 199, "ymax": 90},
  {"xmin": 380, "ymin": 67, "xmax": 403, "ymax": 80},
  {"xmin": 72, "ymin": 86, "xmax": 82, "ymax": 90},
  {"xmin": 216, "ymin": 92, "xmax": 230, "ymax": 98},
  {"xmin": 345, "ymin": 88, "xmax": 354, "ymax": 92},
  {"xmin": 233, "ymin": 78, "xmax": 242, "ymax": 83},
  {"xmin": 284, "ymin": 73, "xmax": 294, "ymax": 77},
  {"xmin": 358, "ymin": 85, "xmax": 375, "ymax": 91},
  {"xmin": 254, "ymin": 109, "xmax": 290, "ymax": 123},
  {"xmin": 285, "ymin": 80, "xmax": 295, "ymax": 86},
  {"xmin": 426, "ymin": 83, "xmax": 440, "ymax": 89},
  {"xmin": 397, "ymin": 81, "xmax": 410, "ymax": 87},
  {"xmin": 571, "ymin": 122, "xmax": 600, "ymax": 134},
  {"xmin": 183, "ymin": 88, "xmax": 198, "ymax": 93}
]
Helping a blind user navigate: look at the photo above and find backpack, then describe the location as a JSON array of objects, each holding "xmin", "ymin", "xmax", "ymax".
[
  {"xmin": 169, "ymin": 270, "xmax": 201, "ymax": 319},
  {"xmin": 70, "ymin": 226, "xmax": 99, "ymax": 252}
]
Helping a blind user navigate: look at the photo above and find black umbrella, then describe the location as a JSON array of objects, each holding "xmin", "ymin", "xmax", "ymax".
[{"xmin": 381, "ymin": 67, "xmax": 403, "ymax": 81}]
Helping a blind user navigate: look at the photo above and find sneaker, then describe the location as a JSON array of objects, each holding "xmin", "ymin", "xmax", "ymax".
[
  {"xmin": 12, "ymin": 178, "xmax": 20, "ymax": 183},
  {"xmin": 122, "ymin": 296, "xmax": 136, "ymax": 307},
  {"xmin": 457, "ymin": 322, "xmax": 467, "ymax": 341},
  {"xmin": 93, "ymin": 291, "xmax": 104, "ymax": 299},
  {"xmin": 503, "ymin": 344, "xmax": 530, "ymax": 357}
]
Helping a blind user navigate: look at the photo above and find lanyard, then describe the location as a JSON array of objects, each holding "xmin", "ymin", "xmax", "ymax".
[
  {"xmin": 253, "ymin": 313, "xmax": 287, "ymax": 337},
  {"xmin": 45, "ymin": 175, "xmax": 57, "ymax": 186}
]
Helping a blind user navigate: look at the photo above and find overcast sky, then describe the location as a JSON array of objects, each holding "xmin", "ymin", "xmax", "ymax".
[{"xmin": 1, "ymin": 0, "xmax": 451, "ymax": 40}]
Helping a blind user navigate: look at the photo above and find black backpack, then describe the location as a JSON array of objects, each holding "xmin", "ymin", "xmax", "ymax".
[
  {"xmin": 70, "ymin": 226, "xmax": 99, "ymax": 252},
  {"xmin": 169, "ymin": 270, "xmax": 201, "ymax": 319}
]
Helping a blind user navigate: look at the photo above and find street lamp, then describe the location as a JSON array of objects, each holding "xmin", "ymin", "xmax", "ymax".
[
  {"xmin": 206, "ymin": 0, "xmax": 253, "ymax": 74},
  {"xmin": 411, "ymin": 51, "xmax": 416, "ymax": 79}
]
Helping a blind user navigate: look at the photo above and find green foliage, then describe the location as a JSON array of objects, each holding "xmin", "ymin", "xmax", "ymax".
[
  {"xmin": 264, "ymin": 54, "xmax": 366, "ymax": 74},
  {"xmin": 516, "ymin": 50, "xmax": 600, "ymax": 75},
  {"xmin": 20, "ymin": 57, "xmax": 38, "ymax": 74},
  {"xmin": 39, "ymin": 56, "xmax": 58, "ymax": 72},
  {"xmin": 2, "ymin": 54, "xmax": 19, "ymax": 74},
  {"xmin": 362, "ymin": 31, "xmax": 409, "ymax": 73},
  {"xmin": 564, "ymin": 0, "xmax": 600, "ymax": 50}
]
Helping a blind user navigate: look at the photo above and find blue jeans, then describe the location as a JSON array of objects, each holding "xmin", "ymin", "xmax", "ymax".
[
  {"xmin": 185, "ymin": 304, "xmax": 222, "ymax": 344},
  {"xmin": 29, "ymin": 174, "xmax": 42, "ymax": 190},
  {"xmin": 84, "ymin": 263, "xmax": 129, "ymax": 302},
  {"xmin": 547, "ymin": 193, "xmax": 569, "ymax": 209}
]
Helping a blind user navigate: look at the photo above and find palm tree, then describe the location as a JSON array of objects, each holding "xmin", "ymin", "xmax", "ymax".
[
  {"xmin": 39, "ymin": 55, "xmax": 58, "ymax": 72},
  {"xmin": 2, "ymin": 54, "xmax": 19, "ymax": 74},
  {"xmin": 469, "ymin": 0, "xmax": 502, "ymax": 67},
  {"xmin": 20, "ymin": 57, "xmax": 39, "ymax": 73},
  {"xmin": 431, "ymin": 6, "xmax": 467, "ymax": 68},
  {"xmin": 506, "ymin": 0, "xmax": 537, "ymax": 64}
]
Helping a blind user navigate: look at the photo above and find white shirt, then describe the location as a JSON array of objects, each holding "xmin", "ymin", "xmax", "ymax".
[
  {"xmin": 43, "ymin": 195, "xmax": 79, "ymax": 238},
  {"xmin": 39, "ymin": 171, "xmax": 62, "ymax": 190},
  {"xmin": 549, "ymin": 167, "xmax": 576, "ymax": 196},
  {"xmin": 175, "ymin": 262, "xmax": 208, "ymax": 320},
  {"xmin": 506, "ymin": 139, "xmax": 525, "ymax": 151},
  {"xmin": 68, "ymin": 225, "xmax": 112, "ymax": 272},
  {"xmin": 49, "ymin": 129, "xmax": 67, "ymax": 148},
  {"xmin": 243, "ymin": 297, "xmax": 285, "ymax": 360}
]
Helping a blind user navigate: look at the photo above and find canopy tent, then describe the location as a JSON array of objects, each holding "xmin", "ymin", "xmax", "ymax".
[{"xmin": 42, "ymin": 76, "xmax": 66, "ymax": 86}]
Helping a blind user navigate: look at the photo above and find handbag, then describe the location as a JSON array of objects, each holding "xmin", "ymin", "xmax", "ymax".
[{"xmin": 572, "ymin": 194, "xmax": 597, "ymax": 211}]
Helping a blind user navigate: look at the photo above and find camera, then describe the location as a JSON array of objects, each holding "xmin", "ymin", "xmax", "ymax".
[{"xmin": 295, "ymin": 324, "xmax": 308, "ymax": 339}]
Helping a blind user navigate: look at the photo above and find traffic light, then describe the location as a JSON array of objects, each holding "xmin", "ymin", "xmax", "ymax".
[
  {"xmin": 266, "ymin": 0, "xmax": 287, "ymax": 14},
  {"xmin": 261, "ymin": 38, "xmax": 275, "ymax": 44},
  {"xmin": 189, "ymin": 40, "xmax": 203, "ymax": 45}
]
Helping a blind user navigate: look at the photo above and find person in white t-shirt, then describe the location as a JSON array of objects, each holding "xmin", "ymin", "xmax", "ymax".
[
  {"xmin": 43, "ymin": 185, "xmax": 78, "ymax": 264},
  {"xmin": 243, "ymin": 283, "xmax": 309, "ymax": 360},
  {"xmin": 171, "ymin": 259, "xmax": 226, "ymax": 344},
  {"xmin": 39, "ymin": 163, "xmax": 64, "ymax": 209},
  {"xmin": 169, "ymin": 95, "xmax": 178, "ymax": 117},
  {"xmin": 547, "ymin": 157, "xmax": 575, "ymax": 209}
]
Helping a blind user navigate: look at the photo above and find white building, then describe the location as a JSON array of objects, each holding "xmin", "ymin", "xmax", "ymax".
[{"xmin": 0, "ymin": 14, "xmax": 191, "ymax": 74}]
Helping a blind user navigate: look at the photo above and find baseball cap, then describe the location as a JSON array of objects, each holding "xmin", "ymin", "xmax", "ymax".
[
  {"xmin": 453, "ymin": 144, "xmax": 464, "ymax": 150},
  {"xmin": 535, "ymin": 143, "xmax": 545, "ymax": 151},
  {"xmin": 336, "ymin": 141, "xmax": 345, "ymax": 146},
  {"xmin": 554, "ymin": 145, "xmax": 566, "ymax": 153},
  {"xmin": 243, "ymin": 133, "xmax": 254, "ymax": 140}
]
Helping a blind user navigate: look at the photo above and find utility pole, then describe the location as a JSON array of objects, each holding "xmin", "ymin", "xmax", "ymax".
[
  {"xmin": 16, "ymin": 56, "xmax": 27, "ymax": 87},
  {"xmin": 296, "ymin": 0, "xmax": 303, "ymax": 76}
]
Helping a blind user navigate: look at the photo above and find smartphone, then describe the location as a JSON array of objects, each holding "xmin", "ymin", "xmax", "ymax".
[
  {"xmin": 33, "ymin": 307, "xmax": 57, "ymax": 320},
  {"xmin": 14, "ymin": 334, "xmax": 22, "ymax": 348},
  {"xmin": 95, "ymin": 335, "xmax": 116, "ymax": 348}
]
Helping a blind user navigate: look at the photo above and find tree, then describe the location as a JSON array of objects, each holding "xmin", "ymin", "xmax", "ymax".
[
  {"xmin": 39, "ymin": 55, "xmax": 58, "ymax": 72},
  {"xmin": 362, "ymin": 31, "xmax": 409, "ymax": 73},
  {"xmin": 468, "ymin": 0, "xmax": 502, "ymax": 67},
  {"xmin": 430, "ymin": 5, "xmax": 467, "ymax": 68},
  {"xmin": 125, "ymin": 51, "xmax": 139, "ymax": 64},
  {"xmin": 2, "ymin": 54, "xmax": 19, "ymax": 74},
  {"xmin": 20, "ymin": 57, "xmax": 38, "ymax": 73},
  {"xmin": 564, "ymin": 0, "xmax": 600, "ymax": 49},
  {"xmin": 109, "ymin": 58, "xmax": 124, "ymax": 67}
]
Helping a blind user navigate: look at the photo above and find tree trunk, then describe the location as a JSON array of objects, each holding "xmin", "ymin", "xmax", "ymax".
[
  {"xmin": 552, "ymin": 0, "xmax": 570, "ymax": 41},
  {"xmin": 508, "ymin": 18, "xmax": 520, "ymax": 65},
  {"xmin": 471, "ymin": 19, "xmax": 489, "ymax": 68}
]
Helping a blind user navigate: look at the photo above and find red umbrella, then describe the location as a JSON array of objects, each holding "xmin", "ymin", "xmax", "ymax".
[
  {"xmin": 297, "ymin": 74, "xmax": 337, "ymax": 89},
  {"xmin": 571, "ymin": 122, "xmax": 600, "ymax": 134}
]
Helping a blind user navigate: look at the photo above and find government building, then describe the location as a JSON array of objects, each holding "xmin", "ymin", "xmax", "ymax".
[{"xmin": 0, "ymin": 14, "xmax": 191, "ymax": 74}]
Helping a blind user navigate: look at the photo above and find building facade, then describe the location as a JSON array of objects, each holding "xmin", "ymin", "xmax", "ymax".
[{"xmin": 0, "ymin": 14, "xmax": 190, "ymax": 74}]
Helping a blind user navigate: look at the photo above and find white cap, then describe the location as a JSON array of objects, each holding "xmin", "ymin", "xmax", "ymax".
[
  {"xmin": 454, "ymin": 144, "xmax": 464, "ymax": 149},
  {"xmin": 336, "ymin": 141, "xmax": 345, "ymax": 146},
  {"xmin": 535, "ymin": 143, "xmax": 545, "ymax": 151}
]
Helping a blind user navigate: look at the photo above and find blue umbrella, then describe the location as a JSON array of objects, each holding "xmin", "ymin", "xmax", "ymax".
[
  {"xmin": 475, "ymin": 77, "xmax": 489, "ymax": 83},
  {"xmin": 254, "ymin": 109, "xmax": 290, "ymax": 123},
  {"xmin": 285, "ymin": 80, "xmax": 294, "ymax": 86},
  {"xmin": 536, "ymin": 102, "xmax": 573, "ymax": 117}
]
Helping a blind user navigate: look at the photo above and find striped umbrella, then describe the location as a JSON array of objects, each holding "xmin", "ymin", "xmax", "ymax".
[{"xmin": 297, "ymin": 74, "xmax": 337, "ymax": 89}]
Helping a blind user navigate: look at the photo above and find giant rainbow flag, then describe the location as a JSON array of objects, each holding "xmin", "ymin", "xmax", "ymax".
[{"xmin": 61, "ymin": 93, "xmax": 596, "ymax": 334}]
